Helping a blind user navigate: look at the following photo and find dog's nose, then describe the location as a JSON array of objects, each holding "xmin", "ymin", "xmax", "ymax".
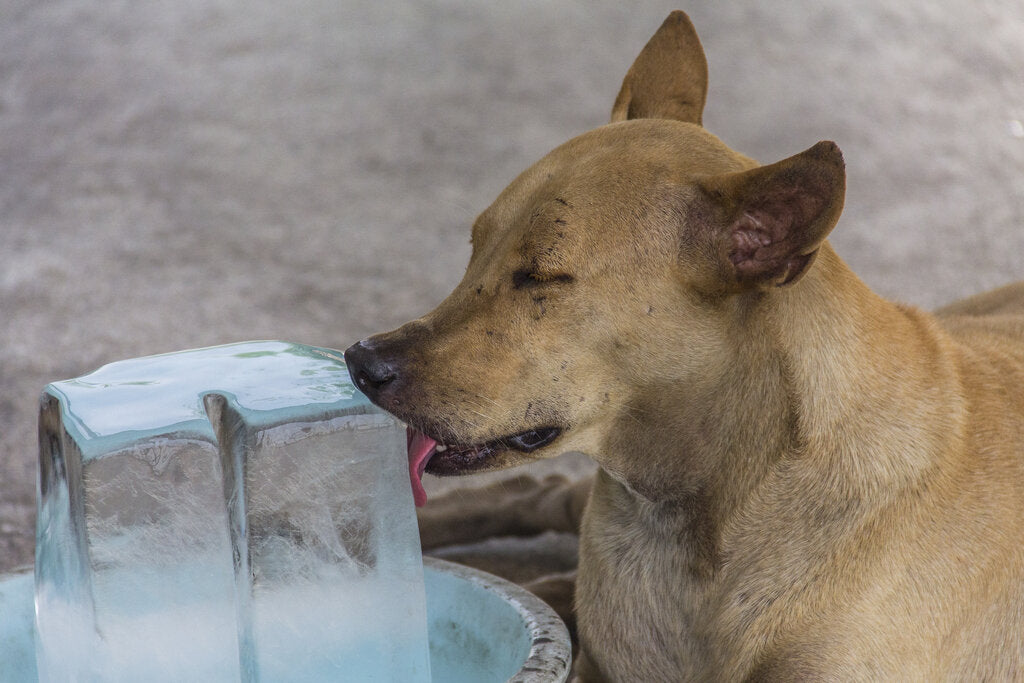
[{"xmin": 343, "ymin": 340, "xmax": 398, "ymax": 399}]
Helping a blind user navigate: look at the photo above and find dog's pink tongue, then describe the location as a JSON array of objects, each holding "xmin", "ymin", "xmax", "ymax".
[{"xmin": 406, "ymin": 428, "xmax": 437, "ymax": 508}]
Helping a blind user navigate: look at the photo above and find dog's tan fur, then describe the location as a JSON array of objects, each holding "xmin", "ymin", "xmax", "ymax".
[{"xmin": 349, "ymin": 12, "xmax": 1024, "ymax": 681}]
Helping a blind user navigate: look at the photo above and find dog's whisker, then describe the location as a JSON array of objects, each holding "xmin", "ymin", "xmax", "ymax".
[
  {"xmin": 595, "ymin": 404, "xmax": 647, "ymax": 434},
  {"xmin": 469, "ymin": 393, "xmax": 503, "ymax": 409},
  {"xmin": 439, "ymin": 412, "xmax": 482, "ymax": 439},
  {"xmin": 462, "ymin": 405, "xmax": 495, "ymax": 422},
  {"xmin": 621, "ymin": 406, "xmax": 647, "ymax": 427},
  {"xmin": 449, "ymin": 397, "xmax": 497, "ymax": 424}
]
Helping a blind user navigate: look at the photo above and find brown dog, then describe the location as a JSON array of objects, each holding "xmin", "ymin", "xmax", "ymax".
[{"xmin": 345, "ymin": 11, "xmax": 1024, "ymax": 681}]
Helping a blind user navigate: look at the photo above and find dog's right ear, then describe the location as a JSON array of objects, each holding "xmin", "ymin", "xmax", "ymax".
[
  {"xmin": 611, "ymin": 11, "xmax": 708, "ymax": 125},
  {"xmin": 693, "ymin": 141, "xmax": 846, "ymax": 289}
]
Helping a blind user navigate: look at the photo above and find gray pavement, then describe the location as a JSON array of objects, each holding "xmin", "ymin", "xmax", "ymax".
[{"xmin": 2, "ymin": 1, "xmax": 1023, "ymax": 572}]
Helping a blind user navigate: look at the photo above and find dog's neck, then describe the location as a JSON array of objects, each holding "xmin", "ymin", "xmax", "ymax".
[
  {"xmin": 766, "ymin": 244, "xmax": 965, "ymax": 494},
  {"xmin": 598, "ymin": 243, "xmax": 966, "ymax": 569}
]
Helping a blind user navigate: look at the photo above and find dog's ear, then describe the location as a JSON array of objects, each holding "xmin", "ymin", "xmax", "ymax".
[
  {"xmin": 611, "ymin": 11, "xmax": 708, "ymax": 125},
  {"xmin": 695, "ymin": 141, "xmax": 846, "ymax": 288}
]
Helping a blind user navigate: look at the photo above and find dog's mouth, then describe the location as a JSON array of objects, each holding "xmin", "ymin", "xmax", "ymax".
[{"xmin": 406, "ymin": 426, "xmax": 562, "ymax": 507}]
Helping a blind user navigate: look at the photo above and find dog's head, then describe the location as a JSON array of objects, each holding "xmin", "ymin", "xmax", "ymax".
[{"xmin": 345, "ymin": 12, "xmax": 845, "ymax": 505}]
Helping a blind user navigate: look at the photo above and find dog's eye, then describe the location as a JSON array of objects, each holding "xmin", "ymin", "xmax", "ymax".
[
  {"xmin": 512, "ymin": 270, "xmax": 541, "ymax": 289},
  {"xmin": 512, "ymin": 270, "xmax": 574, "ymax": 290}
]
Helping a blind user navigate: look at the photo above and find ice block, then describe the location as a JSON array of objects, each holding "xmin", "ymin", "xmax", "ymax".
[{"xmin": 35, "ymin": 341, "xmax": 431, "ymax": 682}]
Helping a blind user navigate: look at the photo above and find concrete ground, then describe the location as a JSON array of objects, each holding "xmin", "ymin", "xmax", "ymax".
[{"xmin": 2, "ymin": 1, "xmax": 1023, "ymax": 574}]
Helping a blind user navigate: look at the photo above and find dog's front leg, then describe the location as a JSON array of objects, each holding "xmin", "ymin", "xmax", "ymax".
[{"xmin": 416, "ymin": 473, "xmax": 592, "ymax": 550}]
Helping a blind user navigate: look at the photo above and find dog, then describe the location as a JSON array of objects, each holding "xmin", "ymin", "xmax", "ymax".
[{"xmin": 345, "ymin": 11, "xmax": 1024, "ymax": 681}]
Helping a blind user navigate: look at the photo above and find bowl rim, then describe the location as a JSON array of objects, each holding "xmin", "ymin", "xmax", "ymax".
[{"xmin": 423, "ymin": 556, "xmax": 571, "ymax": 682}]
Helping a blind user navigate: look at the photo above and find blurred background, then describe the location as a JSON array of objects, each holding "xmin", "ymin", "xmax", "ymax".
[{"xmin": 2, "ymin": 1, "xmax": 1023, "ymax": 573}]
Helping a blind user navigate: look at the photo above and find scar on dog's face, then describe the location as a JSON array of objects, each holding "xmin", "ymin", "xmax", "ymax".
[{"xmin": 345, "ymin": 121, "xmax": 761, "ymax": 473}]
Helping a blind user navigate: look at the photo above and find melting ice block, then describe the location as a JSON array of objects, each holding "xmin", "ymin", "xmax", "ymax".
[{"xmin": 35, "ymin": 341, "xmax": 431, "ymax": 682}]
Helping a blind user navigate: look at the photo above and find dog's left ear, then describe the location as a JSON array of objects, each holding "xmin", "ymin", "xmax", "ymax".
[
  {"xmin": 611, "ymin": 11, "xmax": 708, "ymax": 125},
  {"xmin": 694, "ymin": 141, "xmax": 846, "ymax": 289}
]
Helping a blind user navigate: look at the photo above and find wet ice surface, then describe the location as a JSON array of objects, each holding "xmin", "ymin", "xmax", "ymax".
[{"xmin": 35, "ymin": 341, "xmax": 431, "ymax": 681}]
